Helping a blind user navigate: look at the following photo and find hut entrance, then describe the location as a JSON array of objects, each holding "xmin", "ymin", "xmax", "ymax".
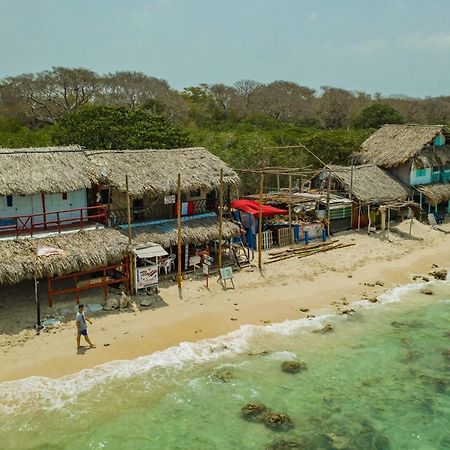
[{"xmin": 47, "ymin": 260, "xmax": 130, "ymax": 306}]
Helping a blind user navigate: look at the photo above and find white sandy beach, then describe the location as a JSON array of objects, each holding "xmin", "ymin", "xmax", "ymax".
[{"xmin": 0, "ymin": 220, "xmax": 448, "ymax": 382}]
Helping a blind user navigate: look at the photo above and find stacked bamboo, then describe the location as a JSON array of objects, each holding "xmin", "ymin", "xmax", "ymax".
[{"xmin": 265, "ymin": 240, "xmax": 355, "ymax": 265}]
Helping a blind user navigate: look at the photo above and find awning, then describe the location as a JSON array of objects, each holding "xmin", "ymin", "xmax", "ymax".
[
  {"xmin": 231, "ymin": 199, "xmax": 288, "ymax": 217},
  {"xmin": 133, "ymin": 244, "xmax": 168, "ymax": 259},
  {"xmin": 415, "ymin": 183, "xmax": 450, "ymax": 206}
]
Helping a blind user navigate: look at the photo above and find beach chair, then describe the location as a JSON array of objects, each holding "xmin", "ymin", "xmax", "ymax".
[{"xmin": 159, "ymin": 254, "xmax": 176, "ymax": 275}]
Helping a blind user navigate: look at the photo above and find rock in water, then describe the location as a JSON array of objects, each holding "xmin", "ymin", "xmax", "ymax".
[
  {"xmin": 429, "ymin": 268, "xmax": 447, "ymax": 280},
  {"xmin": 267, "ymin": 439, "xmax": 306, "ymax": 449},
  {"xmin": 281, "ymin": 360, "xmax": 307, "ymax": 374},
  {"xmin": 213, "ymin": 370, "xmax": 233, "ymax": 382},
  {"xmin": 313, "ymin": 324, "xmax": 334, "ymax": 333},
  {"xmin": 420, "ymin": 287, "xmax": 433, "ymax": 295},
  {"xmin": 262, "ymin": 412, "xmax": 293, "ymax": 431},
  {"xmin": 241, "ymin": 403, "xmax": 267, "ymax": 422}
]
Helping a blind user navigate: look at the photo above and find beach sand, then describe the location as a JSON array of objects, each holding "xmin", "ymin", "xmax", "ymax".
[{"xmin": 0, "ymin": 219, "xmax": 448, "ymax": 382}]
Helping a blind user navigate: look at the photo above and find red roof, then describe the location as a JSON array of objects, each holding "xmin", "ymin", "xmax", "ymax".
[{"xmin": 231, "ymin": 199, "xmax": 288, "ymax": 217}]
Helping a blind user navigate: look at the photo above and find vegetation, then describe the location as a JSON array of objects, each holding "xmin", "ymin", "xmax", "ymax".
[
  {"xmin": 53, "ymin": 105, "xmax": 191, "ymax": 150},
  {"xmin": 1, "ymin": 66, "xmax": 448, "ymax": 192}
]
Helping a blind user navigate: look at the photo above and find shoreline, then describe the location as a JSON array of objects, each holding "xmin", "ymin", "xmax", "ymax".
[{"xmin": 1, "ymin": 226, "xmax": 449, "ymax": 383}]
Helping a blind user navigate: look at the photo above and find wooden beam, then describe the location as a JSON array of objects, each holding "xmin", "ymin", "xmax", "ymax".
[
  {"xmin": 258, "ymin": 173, "xmax": 264, "ymax": 270},
  {"xmin": 177, "ymin": 173, "xmax": 182, "ymax": 289},
  {"xmin": 218, "ymin": 168, "xmax": 224, "ymax": 273}
]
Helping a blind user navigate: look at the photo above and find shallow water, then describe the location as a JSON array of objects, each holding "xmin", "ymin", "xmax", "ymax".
[{"xmin": 1, "ymin": 282, "xmax": 449, "ymax": 450}]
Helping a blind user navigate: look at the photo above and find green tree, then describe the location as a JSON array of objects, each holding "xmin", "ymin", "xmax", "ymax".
[
  {"xmin": 53, "ymin": 105, "xmax": 191, "ymax": 149},
  {"xmin": 354, "ymin": 103, "xmax": 404, "ymax": 129}
]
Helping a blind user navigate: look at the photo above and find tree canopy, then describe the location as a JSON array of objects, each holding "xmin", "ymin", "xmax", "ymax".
[
  {"xmin": 53, "ymin": 105, "xmax": 191, "ymax": 149},
  {"xmin": 353, "ymin": 103, "xmax": 404, "ymax": 129}
]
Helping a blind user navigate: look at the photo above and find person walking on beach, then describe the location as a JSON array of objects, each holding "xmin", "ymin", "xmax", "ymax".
[{"xmin": 76, "ymin": 304, "xmax": 96, "ymax": 349}]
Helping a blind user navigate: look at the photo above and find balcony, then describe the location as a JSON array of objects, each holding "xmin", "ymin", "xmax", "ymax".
[{"xmin": 0, "ymin": 205, "xmax": 108, "ymax": 239}]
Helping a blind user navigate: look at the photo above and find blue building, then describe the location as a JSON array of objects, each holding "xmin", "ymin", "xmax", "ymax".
[{"xmin": 359, "ymin": 124, "xmax": 450, "ymax": 217}]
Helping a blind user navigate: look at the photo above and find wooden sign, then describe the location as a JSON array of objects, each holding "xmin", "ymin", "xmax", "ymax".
[
  {"xmin": 189, "ymin": 255, "xmax": 201, "ymax": 268},
  {"xmin": 164, "ymin": 194, "xmax": 176, "ymax": 205},
  {"xmin": 202, "ymin": 263, "xmax": 209, "ymax": 275},
  {"xmin": 203, "ymin": 255, "xmax": 213, "ymax": 266}
]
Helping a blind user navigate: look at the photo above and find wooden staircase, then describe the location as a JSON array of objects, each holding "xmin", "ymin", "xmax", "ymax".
[{"xmin": 232, "ymin": 236, "xmax": 252, "ymax": 268}]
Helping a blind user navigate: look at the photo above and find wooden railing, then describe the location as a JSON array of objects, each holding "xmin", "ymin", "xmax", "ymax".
[
  {"xmin": 0, "ymin": 205, "xmax": 108, "ymax": 238},
  {"xmin": 47, "ymin": 260, "xmax": 130, "ymax": 306}
]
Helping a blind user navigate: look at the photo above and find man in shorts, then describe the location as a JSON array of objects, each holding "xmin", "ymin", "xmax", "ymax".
[{"xmin": 76, "ymin": 304, "xmax": 96, "ymax": 349}]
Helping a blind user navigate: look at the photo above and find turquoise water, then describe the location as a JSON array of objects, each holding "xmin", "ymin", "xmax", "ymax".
[{"xmin": 1, "ymin": 282, "xmax": 449, "ymax": 450}]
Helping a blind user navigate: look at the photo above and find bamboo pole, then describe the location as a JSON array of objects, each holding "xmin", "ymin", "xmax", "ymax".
[
  {"xmin": 126, "ymin": 175, "xmax": 132, "ymax": 245},
  {"xmin": 177, "ymin": 173, "xmax": 182, "ymax": 289},
  {"xmin": 218, "ymin": 168, "xmax": 224, "ymax": 274},
  {"xmin": 288, "ymin": 174, "xmax": 293, "ymax": 243},
  {"xmin": 326, "ymin": 172, "xmax": 331, "ymax": 237},
  {"xmin": 258, "ymin": 173, "xmax": 264, "ymax": 270},
  {"xmin": 126, "ymin": 175, "xmax": 134, "ymax": 293}
]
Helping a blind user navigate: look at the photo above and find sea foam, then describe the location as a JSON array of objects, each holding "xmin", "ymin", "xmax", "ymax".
[{"xmin": 0, "ymin": 278, "xmax": 445, "ymax": 415}]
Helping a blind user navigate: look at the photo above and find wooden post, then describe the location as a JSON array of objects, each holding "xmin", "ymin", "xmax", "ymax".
[
  {"xmin": 177, "ymin": 173, "xmax": 182, "ymax": 289},
  {"xmin": 357, "ymin": 202, "xmax": 361, "ymax": 231},
  {"xmin": 106, "ymin": 185, "xmax": 112, "ymax": 226},
  {"xmin": 126, "ymin": 175, "xmax": 132, "ymax": 245},
  {"xmin": 34, "ymin": 277, "xmax": 41, "ymax": 332},
  {"xmin": 277, "ymin": 174, "xmax": 280, "ymax": 192},
  {"xmin": 387, "ymin": 208, "xmax": 391, "ymax": 235},
  {"xmin": 349, "ymin": 155, "xmax": 354, "ymax": 226},
  {"xmin": 288, "ymin": 174, "xmax": 293, "ymax": 243},
  {"xmin": 126, "ymin": 175, "xmax": 134, "ymax": 294},
  {"xmin": 326, "ymin": 172, "xmax": 331, "ymax": 236},
  {"xmin": 41, "ymin": 192, "xmax": 47, "ymax": 230},
  {"xmin": 258, "ymin": 173, "xmax": 264, "ymax": 270},
  {"xmin": 218, "ymin": 168, "xmax": 224, "ymax": 273}
]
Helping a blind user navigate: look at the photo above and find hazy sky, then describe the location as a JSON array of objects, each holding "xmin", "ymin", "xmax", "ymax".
[{"xmin": 1, "ymin": 0, "xmax": 449, "ymax": 97}]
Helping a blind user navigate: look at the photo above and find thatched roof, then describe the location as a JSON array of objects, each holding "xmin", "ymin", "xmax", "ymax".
[
  {"xmin": 0, "ymin": 146, "xmax": 98, "ymax": 195},
  {"xmin": 328, "ymin": 164, "xmax": 411, "ymax": 204},
  {"xmin": 0, "ymin": 229, "xmax": 129, "ymax": 285},
  {"xmin": 415, "ymin": 183, "xmax": 450, "ymax": 206},
  {"xmin": 359, "ymin": 125, "xmax": 449, "ymax": 168},
  {"xmin": 87, "ymin": 147, "xmax": 240, "ymax": 197},
  {"xmin": 131, "ymin": 216, "xmax": 241, "ymax": 248}
]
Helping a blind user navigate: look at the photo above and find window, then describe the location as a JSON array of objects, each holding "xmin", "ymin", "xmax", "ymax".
[
  {"xmin": 6, "ymin": 195, "xmax": 13, "ymax": 207},
  {"xmin": 62, "ymin": 192, "xmax": 68, "ymax": 200},
  {"xmin": 415, "ymin": 168, "xmax": 426, "ymax": 177}
]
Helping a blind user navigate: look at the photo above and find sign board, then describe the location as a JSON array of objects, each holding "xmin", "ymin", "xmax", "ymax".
[
  {"xmin": 189, "ymin": 255, "xmax": 201, "ymax": 268},
  {"xmin": 203, "ymin": 255, "xmax": 213, "ymax": 266},
  {"xmin": 136, "ymin": 265, "xmax": 158, "ymax": 289},
  {"xmin": 220, "ymin": 267, "xmax": 234, "ymax": 280},
  {"xmin": 202, "ymin": 263, "xmax": 209, "ymax": 275},
  {"xmin": 164, "ymin": 194, "xmax": 176, "ymax": 205}
]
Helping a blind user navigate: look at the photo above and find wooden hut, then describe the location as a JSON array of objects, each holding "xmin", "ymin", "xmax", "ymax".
[
  {"xmin": 325, "ymin": 164, "xmax": 411, "ymax": 229},
  {"xmin": 0, "ymin": 229, "xmax": 130, "ymax": 304},
  {"xmin": 87, "ymin": 147, "xmax": 240, "ymax": 224},
  {"xmin": 358, "ymin": 124, "xmax": 450, "ymax": 215},
  {"xmin": 0, "ymin": 146, "xmax": 102, "ymax": 237}
]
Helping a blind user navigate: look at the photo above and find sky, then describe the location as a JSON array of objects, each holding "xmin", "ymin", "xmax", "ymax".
[{"xmin": 1, "ymin": 0, "xmax": 450, "ymax": 98}]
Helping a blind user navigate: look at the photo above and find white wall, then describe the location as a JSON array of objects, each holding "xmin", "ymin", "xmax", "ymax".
[{"xmin": 0, "ymin": 190, "xmax": 87, "ymax": 227}]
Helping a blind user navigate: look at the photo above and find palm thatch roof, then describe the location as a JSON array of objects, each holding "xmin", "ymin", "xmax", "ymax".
[
  {"xmin": 359, "ymin": 125, "xmax": 449, "ymax": 168},
  {"xmin": 415, "ymin": 183, "xmax": 450, "ymax": 206},
  {"xmin": 131, "ymin": 216, "xmax": 241, "ymax": 248},
  {"xmin": 0, "ymin": 146, "xmax": 98, "ymax": 195},
  {"xmin": 0, "ymin": 229, "xmax": 129, "ymax": 285},
  {"xmin": 328, "ymin": 164, "xmax": 411, "ymax": 204},
  {"xmin": 87, "ymin": 147, "xmax": 240, "ymax": 197}
]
